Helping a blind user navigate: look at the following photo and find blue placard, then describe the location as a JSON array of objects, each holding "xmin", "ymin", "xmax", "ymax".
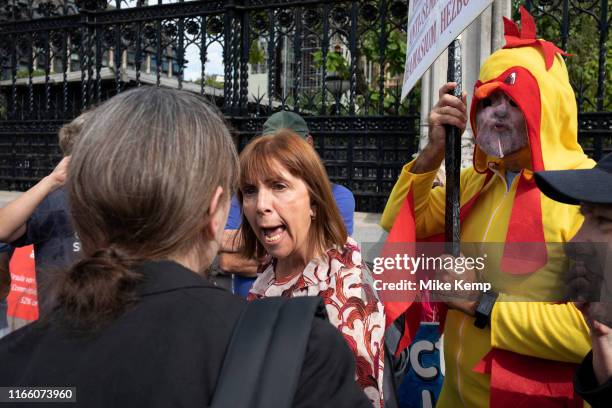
[{"xmin": 397, "ymin": 322, "xmax": 444, "ymax": 408}]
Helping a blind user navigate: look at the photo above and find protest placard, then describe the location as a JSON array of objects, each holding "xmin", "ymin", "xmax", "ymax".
[
  {"xmin": 401, "ymin": 0, "xmax": 494, "ymax": 99},
  {"xmin": 6, "ymin": 246, "xmax": 38, "ymax": 322}
]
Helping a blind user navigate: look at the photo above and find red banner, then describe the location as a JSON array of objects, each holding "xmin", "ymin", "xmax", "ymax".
[{"xmin": 6, "ymin": 246, "xmax": 38, "ymax": 321}]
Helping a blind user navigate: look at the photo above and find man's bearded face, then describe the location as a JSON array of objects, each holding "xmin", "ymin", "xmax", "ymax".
[
  {"xmin": 475, "ymin": 90, "xmax": 528, "ymax": 158},
  {"xmin": 565, "ymin": 203, "xmax": 612, "ymax": 327}
]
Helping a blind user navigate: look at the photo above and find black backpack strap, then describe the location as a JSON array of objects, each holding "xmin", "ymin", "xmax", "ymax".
[
  {"xmin": 255, "ymin": 297, "xmax": 327, "ymax": 406},
  {"xmin": 383, "ymin": 314, "xmax": 408, "ymax": 408},
  {"xmin": 210, "ymin": 296, "xmax": 326, "ymax": 408}
]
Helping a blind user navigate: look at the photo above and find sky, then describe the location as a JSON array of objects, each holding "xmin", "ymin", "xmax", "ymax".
[{"xmin": 183, "ymin": 42, "xmax": 225, "ymax": 81}]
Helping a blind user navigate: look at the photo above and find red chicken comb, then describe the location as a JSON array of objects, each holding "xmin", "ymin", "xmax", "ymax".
[{"xmin": 502, "ymin": 5, "xmax": 571, "ymax": 70}]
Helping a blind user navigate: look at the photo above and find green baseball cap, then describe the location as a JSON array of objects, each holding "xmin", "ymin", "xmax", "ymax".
[{"xmin": 262, "ymin": 111, "xmax": 310, "ymax": 138}]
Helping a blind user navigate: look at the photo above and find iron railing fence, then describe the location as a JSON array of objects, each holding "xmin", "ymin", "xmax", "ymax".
[
  {"xmin": 0, "ymin": 0, "xmax": 609, "ymax": 212},
  {"xmin": 522, "ymin": 0, "xmax": 611, "ymax": 161},
  {"xmin": 0, "ymin": 0, "xmax": 421, "ymax": 212}
]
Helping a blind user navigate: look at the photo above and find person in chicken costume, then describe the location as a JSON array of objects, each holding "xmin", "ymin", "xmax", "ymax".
[{"xmin": 381, "ymin": 7, "xmax": 595, "ymax": 407}]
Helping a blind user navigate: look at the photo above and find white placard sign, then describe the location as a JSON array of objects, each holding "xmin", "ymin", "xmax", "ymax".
[{"xmin": 401, "ymin": 0, "xmax": 494, "ymax": 99}]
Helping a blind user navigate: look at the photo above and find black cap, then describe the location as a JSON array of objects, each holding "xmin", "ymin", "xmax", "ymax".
[{"xmin": 535, "ymin": 153, "xmax": 612, "ymax": 205}]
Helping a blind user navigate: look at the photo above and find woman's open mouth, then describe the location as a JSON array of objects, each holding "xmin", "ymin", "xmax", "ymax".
[{"xmin": 261, "ymin": 225, "xmax": 286, "ymax": 243}]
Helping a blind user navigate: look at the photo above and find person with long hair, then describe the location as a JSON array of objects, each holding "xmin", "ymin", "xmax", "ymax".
[
  {"xmin": 240, "ymin": 131, "xmax": 385, "ymax": 407},
  {"xmin": 0, "ymin": 87, "xmax": 371, "ymax": 408}
]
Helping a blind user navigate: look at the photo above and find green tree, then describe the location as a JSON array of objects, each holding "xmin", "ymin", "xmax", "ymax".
[
  {"xmin": 307, "ymin": 23, "xmax": 416, "ymax": 115},
  {"xmin": 16, "ymin": 69, "xmax": 46, "ymax": 79},
  {"xmin": 512, "ymin": 1, "xmax": 611, "ymax": 112},
  {"xmin": 360, "ymin": 25, "xmax": 407, "ymax": 77},
  {"xmin": 248, "ymin": 40, "xmax": 266, "ymax": 66},
  {"xmin": 194, "ymin": 75, "xmax": 224, "ymax": 89},
  {"xmin": 312, "ymin": 50, "xmax": 350, "ymax": 79}
]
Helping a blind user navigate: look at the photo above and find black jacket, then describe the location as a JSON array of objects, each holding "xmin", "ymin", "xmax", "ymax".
[
  {"xmin": 574, "ymin": 350, "xmax": 612, "ymax": 407},
  {"xmin": 0, "ymin": 260, "xmax": 370, "ymax": 408}
]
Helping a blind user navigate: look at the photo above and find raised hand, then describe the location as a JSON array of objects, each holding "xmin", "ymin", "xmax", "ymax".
[
  {"xmin": 46, "ymin": 156, "xmax": 70, "ymax": 190},
  {"xmin": 412, "ymin": 82, "xmax": 467, "ymax": 174}
]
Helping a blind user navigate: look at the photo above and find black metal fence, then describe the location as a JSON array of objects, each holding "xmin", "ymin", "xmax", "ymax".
[
  {"xmin": 522, "ymin": 0, "xmax": 611, "ymax": 161},
  {"xmin": 0, "ymin": 0, "xmax": 421, "ymax": 212},
  {"xmin": 0, "ymin": 0, "xmax": 609, "ymax": 212}
]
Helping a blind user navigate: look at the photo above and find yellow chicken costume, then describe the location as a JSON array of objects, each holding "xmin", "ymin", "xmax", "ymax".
[{"xmin": 381, "ymin": 7, "xmax": 594, "ymax": 407}]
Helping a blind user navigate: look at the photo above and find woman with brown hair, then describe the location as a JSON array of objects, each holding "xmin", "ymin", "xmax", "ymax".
[
  {"xmin": 241, "ymin": 130, "xmax": 386, "ymax": 407},
  {"xmin": 0, "ymin": 88, "xmax": 371, "ymax": 408}
]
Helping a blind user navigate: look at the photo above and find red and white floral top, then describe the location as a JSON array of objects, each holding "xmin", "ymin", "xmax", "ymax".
[{"xmin": 247, "ymin": 238, "xmax": 385, "ymax": 407}]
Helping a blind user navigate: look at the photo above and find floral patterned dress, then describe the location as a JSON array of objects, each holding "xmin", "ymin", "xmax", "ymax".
[{"xmin": 247, "ymin": 237, "xmax": 386, "ymax": 407}]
